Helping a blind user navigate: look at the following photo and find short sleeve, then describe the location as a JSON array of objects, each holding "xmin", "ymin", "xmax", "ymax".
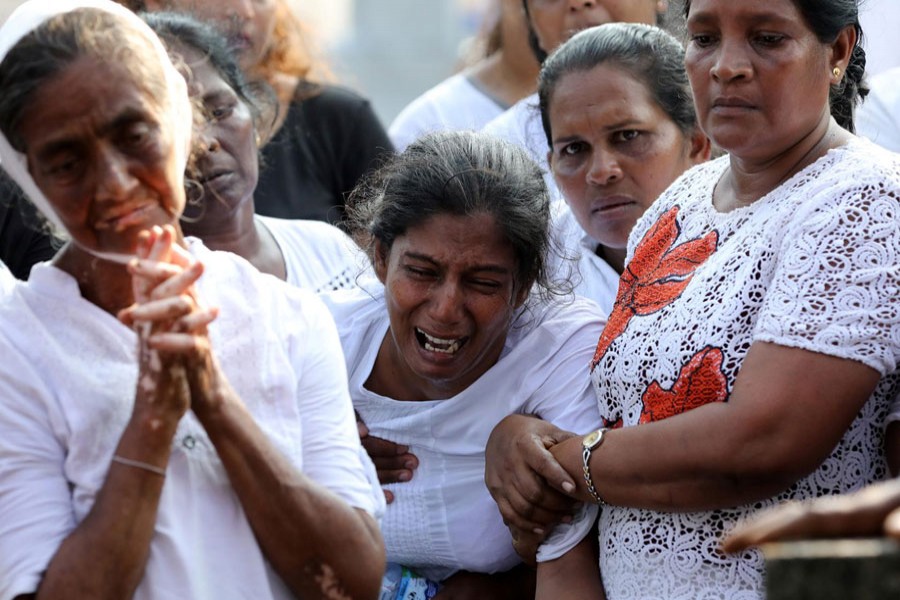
[
  {"xmin": 0, "ymin": 340, "xmax": 74, "ymax": 600},
  {"xmin": 287, "ymin": 291, "xmax": 386, "ymax": 519},
  {"xmin": 755, "ymin": 177, "xmax": 900, "ymax": 375}
]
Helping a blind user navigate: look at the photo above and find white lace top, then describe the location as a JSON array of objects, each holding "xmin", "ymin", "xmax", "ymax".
[{"xmin": 591, "ymin": 138, "xmax": 900, "ymax": 600}]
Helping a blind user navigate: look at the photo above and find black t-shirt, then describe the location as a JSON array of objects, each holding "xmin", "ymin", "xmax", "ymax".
[
  {"xmin": 0, "ymin": 173, "xmax": 58, "ymax": 280},
  {"xmin": 254, "ymin": 83, "xmax": 394, "ymax": 226}
]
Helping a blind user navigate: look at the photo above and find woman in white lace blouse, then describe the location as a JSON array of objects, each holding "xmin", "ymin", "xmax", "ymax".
[{"xmin": 484, "ymin": 0, "xmax": 900, "ymax": 598}]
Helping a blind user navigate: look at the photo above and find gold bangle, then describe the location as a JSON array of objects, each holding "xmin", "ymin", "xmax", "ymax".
[{"xmin": 111, "ymin": 455, "xmax": 167, "ymax": 477}]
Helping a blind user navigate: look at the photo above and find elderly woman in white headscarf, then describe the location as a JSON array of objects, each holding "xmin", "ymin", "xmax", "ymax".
[{"xmin": 0, "ymin": 2, "xmax": 384, "ymax": 599}]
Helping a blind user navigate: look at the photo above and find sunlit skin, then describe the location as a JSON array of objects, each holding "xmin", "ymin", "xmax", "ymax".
[
  {"xmin": 369, "ymin": 212, "xmax": 530, "ymax": 402},
  {"xmin": 173, "ymin": 42, "xmax": 286, "ymax": 280},
  {"xmin": 146, "ymin": 0, "xmax": 276, "ymax": 71},
  {"xmin": 179, "ymin": 45, "xmax": 259, "ymax": 219},
  {"xmin": 19, "ymin": 56, "xmax": 183, "ymax": 258},
  {"xmin": 684, "ymin": 0, "xmax": 854, "ymax": 178},
  {"xmin": 548, "ymin": 63, "xmax": 709, "ymax": 273},
  {"xmin": 526, "ymin": 0, "xmax": 664, "ymax": 54}
]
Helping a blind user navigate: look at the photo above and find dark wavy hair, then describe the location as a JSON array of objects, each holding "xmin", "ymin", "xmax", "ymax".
[
  {"xmin": 683, "ymin": 0, "xmax": 868, "ymax": 132},
  {"xmin": 538, "ymin": 22, "xmax": 696, "ymax": 148},
  {"xmin": 347, "ymin": 130, "xmax": 559, "ymax": 301}
]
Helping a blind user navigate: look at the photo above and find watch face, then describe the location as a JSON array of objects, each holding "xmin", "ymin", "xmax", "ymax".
[{"xmin": 583, "ymin": 429, "xmax": 602, "ymax": 448}]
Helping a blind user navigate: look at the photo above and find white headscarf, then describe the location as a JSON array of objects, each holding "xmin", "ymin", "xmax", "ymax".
[{"xmin": 0, "ymin": 0, "xmax": 193, "ymax": 252}]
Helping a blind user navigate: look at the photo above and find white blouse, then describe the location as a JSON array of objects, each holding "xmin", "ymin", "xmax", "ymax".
[
  {"xmin": 322, "ymin": 285, "xmax": 605, "ymax": 581},
  {"xmin": 0, "ymin": 240, "xmax": 381, "ymax": 600}
]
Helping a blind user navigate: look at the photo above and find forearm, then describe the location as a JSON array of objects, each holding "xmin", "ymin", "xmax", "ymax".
[
  {"xmin": 536, "ymin": 537, "xmax": 604, "ymax": 600},
  {"xmin": 36, "ymin": 411, "xmax": 178, "ymax": 599},
  {"xmin": 196, "ymin": 384, "xmax": 384, "ymax": 600}
]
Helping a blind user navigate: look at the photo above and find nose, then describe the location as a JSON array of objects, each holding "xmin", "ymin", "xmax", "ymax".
[
  {"xmin": 711, "ymin": 39, "xmax": 753, "ymax": 82},
  {"xmin": 586, "ymin": 149, "xmax": 623, "ymax": 187},
  {"xmin": 429, "ymin": 280, "xmax": 464, "ymax": 324},
  {"xmin": 95, "ymin": 145, "xmax": 139, "ymax": 201},
  {"xmin": 567, "ymin": 0, "xmax": 596, "ymax": 10},
  {"xmin": 196, "ymin": 126, "xmax": 221, "ymax": 155},
  {"xmin": 226, "ymin": 0, "xmax": 255, "ymax": 19}
]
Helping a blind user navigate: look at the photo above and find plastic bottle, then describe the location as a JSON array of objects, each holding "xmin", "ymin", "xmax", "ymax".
[{"xmin": 379, "ymin": 563, "xmax": 441, "ymax": 600}]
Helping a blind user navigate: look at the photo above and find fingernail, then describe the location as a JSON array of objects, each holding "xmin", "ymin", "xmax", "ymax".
[
  {"xmin": 533, "ymin": 527, "xmax": 545, "ymax": 535},
  {"xmin": 403, "ymin": 460, "xmax": 416, "ymax": 470},
  {"xmin": 561, "ymin": 515, "xmax": 573, "ymax": 523},
  {"xmin": 398, "ymin": 472, "xmax": 410, "ymax": 482},
  {"xmin": 562, "ymin": 481, "xmax": 575, "ymax": 493}
]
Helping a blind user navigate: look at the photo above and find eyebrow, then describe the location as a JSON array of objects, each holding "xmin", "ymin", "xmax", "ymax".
[
  {"xmin": 403, "ymin": 251, "xmax": 513, "ymax": 275},
  {"xmin": 552, "ymin": 119, "xmax": 643, "ymax": 146},
  {"xmin": 688, "ymin": 10, "xmax": 796, "ymax": 28}
]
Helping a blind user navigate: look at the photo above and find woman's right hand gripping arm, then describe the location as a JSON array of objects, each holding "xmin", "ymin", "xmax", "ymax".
[{"xmin": 27, "ymin": 226, "xmax": 211, "ymax": 600}]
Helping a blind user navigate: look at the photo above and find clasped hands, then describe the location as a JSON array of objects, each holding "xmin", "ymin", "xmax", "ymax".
[{"xmin": 117, "ymin": 225, "xmax": 220, "ymax": 417}]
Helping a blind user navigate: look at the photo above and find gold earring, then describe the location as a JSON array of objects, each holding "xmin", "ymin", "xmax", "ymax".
[{"xmin": 833, "ymin": 66, "xmax": 842, "ymax": 79}]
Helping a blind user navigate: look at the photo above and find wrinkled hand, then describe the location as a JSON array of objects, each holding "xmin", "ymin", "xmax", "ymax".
[
  {"xmin": 118, "ymin": 226, "xmax": 219, "ymax": 416},
  {"xmin": 357, "ymin": 417, "xmax": 419, "ymax": 504},
  {"xmin": 722, "ymin": 478, "xmax": 900, "ymax": 553},
  {"xmin": 485, "ymin": 415, "xmax": 581, "ymax": 548}
]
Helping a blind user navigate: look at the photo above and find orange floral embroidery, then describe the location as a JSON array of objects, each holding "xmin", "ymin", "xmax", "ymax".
[
  {"xmin": 591, "ymin": 206, "xmax": 718, "ymax": 369},
  {"xmin": 639, "ymin": 347, "xmax": 728, "ymax": 424}
]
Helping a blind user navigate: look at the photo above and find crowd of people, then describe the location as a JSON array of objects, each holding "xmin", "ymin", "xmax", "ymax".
[{"xmin": 0, "ymin": 0, "xmax": 898, "ymax": 599}]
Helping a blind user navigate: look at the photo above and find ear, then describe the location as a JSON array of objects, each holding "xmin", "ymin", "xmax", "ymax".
[
  {"xmin": 829, "ymin": 24, "xmax": 857, "ymax": 76},
  {"xmin": 373, "ymin": 238, "xmax": 389, "ymax": 284},
  {"xmin": 687, "ymin": 126, "xmax": 712, "ymax": 164},
  {"xmin": 656, "ymin": 1, "xmax": 669, "ymax": 16},
  {"xmin": 143, "ymin": 0, "xmax": 167, "ymax": 9}
]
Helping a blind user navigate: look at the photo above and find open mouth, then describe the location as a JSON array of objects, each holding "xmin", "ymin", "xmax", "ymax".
[{"xmin": 415, "ymin": 327, "xmax": 468, "ymax": 355}]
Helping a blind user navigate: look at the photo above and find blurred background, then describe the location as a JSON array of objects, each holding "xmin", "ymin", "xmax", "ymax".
[{"xmin": 1, "ymin": 0, "xmax": 899, "ymax": 128}]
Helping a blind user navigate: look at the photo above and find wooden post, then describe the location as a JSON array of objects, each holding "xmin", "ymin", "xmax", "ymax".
[{"xmin": 763, "ymin": 538, "xmax": 900, "ymax": 599}]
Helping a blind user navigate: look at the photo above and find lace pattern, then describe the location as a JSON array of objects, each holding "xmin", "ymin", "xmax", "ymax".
[{"xmin": 591, "ymin": 139, "xmax": 900, "ymax": 599}]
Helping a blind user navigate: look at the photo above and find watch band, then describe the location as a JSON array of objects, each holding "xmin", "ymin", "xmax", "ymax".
[{"xmin": 582, "ymin": 428, "xmax": 609, "ymax": 506}]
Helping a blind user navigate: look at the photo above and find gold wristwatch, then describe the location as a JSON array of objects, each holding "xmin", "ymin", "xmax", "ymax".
[{"xmin": 582, "ymin": 427, "xmax": 609, "ymax": 505}]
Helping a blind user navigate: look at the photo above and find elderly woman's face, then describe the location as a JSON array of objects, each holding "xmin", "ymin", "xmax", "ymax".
[
  {"xmin": 374, "ymin": 212, "xmax": 528, "ymax": 400},
  {"xmin": 684, "ymin": 0, "xmax": 836, "ymax": 161},
  {"xmin": 18, "ymin": 55, "xmax": 183, "ymax": 256}
]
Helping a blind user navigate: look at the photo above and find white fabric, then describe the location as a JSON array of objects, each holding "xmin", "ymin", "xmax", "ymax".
[
  {"xmin": 0, "ymin": 260, "xmax": 14, "ymax": 296},
  {"xmin": 0, "ymin": 239, "xmax": 383, "ymax": 600},
  {"xmin": 856, "ymin": 67, "xmax": 900, "ymax": 153},
  {"xmin": 591, "ymin": 138, "xmax": 900, "ymax": 600},
  {"xmin": 481, "ymin": 92, "xmax": 562, "ymax": 203},
  {"xmin": 550, "ymin": 205, "xmax": 620, "ymax": 314},
  {"xmin": 321, "ymin": 285, "xmax": 605, "ymax": 581},
  {"xmin": 257, "ymin": 215, "xmax": 367, "ymax": 292},
  {"xmin": 0, "ymin": 0, "xmax": 192, "ymax": 245},
  {"xmin": 389, "ymin": 73, "xmax": 506, "ymax": 151}
]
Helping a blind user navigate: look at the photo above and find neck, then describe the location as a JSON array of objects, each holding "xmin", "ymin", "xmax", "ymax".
[
  {"xmin": 469, "ymin": 50, "xmax": 539, "ymax": 108},
  {"xmin": 182, "ymin": 202, "xmax": 286, "ymax": 280},
  {"xmin": 718, "ymin": 116, "xmax": 852, "ymax": 212},
  {"xmin": 54, "ymin": 235, "xmax": 182, "ymax": 316},
  {"xmin": 597, "ymin": 244, "xmax": 627, "ymax": 275}
]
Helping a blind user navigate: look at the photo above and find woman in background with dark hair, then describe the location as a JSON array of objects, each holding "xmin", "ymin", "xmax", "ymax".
[
  {"xmin": 144, "ymin": 11, "xmax": 364, "ymax": 292},
  {"xmin": 485, "ymin": 1, "xmax": 900, "ymax": 598},
  {"xmin": 121, "ymin": 0, "xmax": 394, "ymax": 226}
]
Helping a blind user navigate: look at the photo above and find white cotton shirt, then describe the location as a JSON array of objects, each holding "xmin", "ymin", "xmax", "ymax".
[
  {"xmin": 257, "ymin": 215, "xmax": 368, "ymax": 292},
  {"xmin": 321, "ymin": 285, "xmax": 605, "ymax": 581},
  {"xmin": 0, "ymin": 239, "xmax": 383, "ymax": 600},
  {"xmin": 551, "ymin": 206, "xmax": 621, "ymax": 314},
  {"xmin": 0, "ymin": 260, "xmax": 14, "ymax": 295},
  {"xmin": 482, "ymin": 93, "xmax": 562, "ymax": 203},
  {"xmin": 389, "ymin": 73, "xmax": 507, "ymax": 151},
  {"xmin": 856, "ymin": 66, "xmax": 900, "ymax": 153},
  {"xmin": 592, "ymin": 138, "xmax": 900, "ymax": 600}
]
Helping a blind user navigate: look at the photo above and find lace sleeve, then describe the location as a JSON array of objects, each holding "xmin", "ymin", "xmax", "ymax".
[{"xmin": 755, "ymin": 177, "xmax": 900, "ymax": 375}]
